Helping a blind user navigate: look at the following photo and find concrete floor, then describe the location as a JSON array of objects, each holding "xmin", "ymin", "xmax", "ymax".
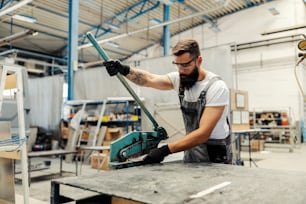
[{"xmin": 13, "ymin": 143, "xmax": 306, "ymax": 204}]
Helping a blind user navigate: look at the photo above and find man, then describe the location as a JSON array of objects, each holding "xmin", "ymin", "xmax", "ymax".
[{"xmin": 103, "ymin": 39, "xmax": 232, "ymax": 165}]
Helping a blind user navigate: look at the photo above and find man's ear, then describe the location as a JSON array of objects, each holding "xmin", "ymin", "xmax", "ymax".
[{"xmin": 197, "ymin": 56, "xmax": 203, "ymax": 66}]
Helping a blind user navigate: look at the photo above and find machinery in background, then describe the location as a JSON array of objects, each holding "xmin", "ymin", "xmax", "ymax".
[
  {"xmin": 295, "ymin": 39, "xmax": 306, "ymax": 143},
  {"xmin": 87, "ymin": 32, "xmax": 168, "ymax": 169},
  {"xmin": 295, "ymin": 39, "xmax": 306, "ymax": 97}
]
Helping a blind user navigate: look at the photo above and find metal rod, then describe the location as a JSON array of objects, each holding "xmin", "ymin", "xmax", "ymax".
[
  {"xmin": 86, "ymin": 32, "xmax": 159, "ymax": 129},
  {"xmin": 0, "ymin": 66, "xmax": 7, "ymax": 113},
  {"xmin": 6, "ymin": 65, "xmax": 30, "ymax": 204},
  {"xmin": 0, "ymin": 0, "xmax": 33, "ymax": 17}
]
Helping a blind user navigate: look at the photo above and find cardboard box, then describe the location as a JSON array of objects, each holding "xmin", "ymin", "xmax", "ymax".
[
  {"xmin": 61, "ymin": 127, "xmax": 69, "ymax": 139},
  {"xmin": 251, "ymin": 139, "xmax": 265, "ymax": 152},
  {"xmin": 104, "ymin": 127, "xmax": 125, "ymax": 141},
  {"xmin": 91, "ymin": 153, "xmax": 110, "ymax": 170},
  {"xmin": 61, "ymin": 122, "xmax": 70, "ymax": 139},
  {"xmin": 81, "ymin": 131, "xmax": 89, "ymax": 140}
]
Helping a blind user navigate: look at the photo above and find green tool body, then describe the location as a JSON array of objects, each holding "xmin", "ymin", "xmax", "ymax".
[{"xmin": 86, "ymin": 32, "xmax": 168, "ymax": 169}]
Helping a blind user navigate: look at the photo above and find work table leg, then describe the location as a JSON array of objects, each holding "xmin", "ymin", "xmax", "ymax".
[{"xmin": 50, "ymin": 181, "xmax": 60, "ymax": 204}]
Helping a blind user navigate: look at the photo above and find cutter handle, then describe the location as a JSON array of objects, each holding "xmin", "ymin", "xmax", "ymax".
[{"xmin": 86, "ymin": 32, "xmax": 160, "ymax": 129}]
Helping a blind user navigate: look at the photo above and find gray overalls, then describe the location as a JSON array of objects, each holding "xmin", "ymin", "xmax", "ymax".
[{"xmin": 179, "ymin": 76, "xmax": 232, "ymax": 164}]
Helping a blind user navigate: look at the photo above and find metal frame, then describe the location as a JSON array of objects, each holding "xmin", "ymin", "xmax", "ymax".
[{"xmin": 0, "ymin": 65, "xmax": 30, "ymax": 204}]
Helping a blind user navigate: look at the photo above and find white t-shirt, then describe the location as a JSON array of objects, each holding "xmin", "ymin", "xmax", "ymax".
[{"xmin": 167, "ymin": 71, "xmax": 230, "ymax": 139}]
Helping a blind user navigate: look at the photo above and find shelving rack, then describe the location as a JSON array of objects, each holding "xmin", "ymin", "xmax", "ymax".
[
  {"xmin": 0, "ymin": 65, "xmax": 29, "ymax": 204},
  {"xmin": 63, "ymin": 97, "xmax": 142, "ymax": 163},
  {"xmin": 249, "ymin": 107, "xmax": 296, "ymax": 151},
  {"xmin": 64, "ymin": 97, "xmax": 142, "ymax": 134}
]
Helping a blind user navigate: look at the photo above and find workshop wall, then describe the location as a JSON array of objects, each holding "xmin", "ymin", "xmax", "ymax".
[
  {"xmin": 127, "ymin": 0, "xmax": 306, "ymax": 122},
  {"xmin": 75, "ymin": 0, "xmax": 305, "ymax": 129}
]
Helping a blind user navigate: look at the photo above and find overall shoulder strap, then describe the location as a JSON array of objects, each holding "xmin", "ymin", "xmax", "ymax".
[
  {"xmin": 201, "ymin": 75, "xmax": 231, "ymax": 136},
  {"xmin": 197, "ymin": 76, "xmax": 222, "ymax": 117},
  {"xmin": 204, "ymin": 76, "xmax": 222, "ymax": 92},
  {"xmin": 198, "ymin": 75, "xmax": 222, "ymax": 101}
]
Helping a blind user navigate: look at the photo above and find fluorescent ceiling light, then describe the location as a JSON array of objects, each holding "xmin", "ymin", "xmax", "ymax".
[
  {"xmin": 13, "ymin": 14, "xmax": 37, "ymax": 23},
  {"xmin": 105, "ymin": 41, "xmax": 119, "ymax": 48}
]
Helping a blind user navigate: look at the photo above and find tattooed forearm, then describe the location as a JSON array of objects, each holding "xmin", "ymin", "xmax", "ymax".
[{"xmin": 128, "ymin": 69, "xmax": 148, "ymax": 86}]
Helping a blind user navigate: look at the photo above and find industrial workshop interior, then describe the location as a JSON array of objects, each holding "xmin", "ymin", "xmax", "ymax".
[{"xmin": 1, "ymin": 0, "xmax": 306, "ymax": 203}]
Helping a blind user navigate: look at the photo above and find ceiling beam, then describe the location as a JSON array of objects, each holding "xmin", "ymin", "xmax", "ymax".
[
  {"xmin": 81, "ymin": 0, "xmax": 160, "ymax": 43},
  {"xmin": 79, "ymin": 0, "xmax": 231, "ymax": 50},
  {"xmin": 0, "ymin": 0, "xmax": 14, "ymax": 10},
  {"xmin": 182, "ymin": 3, "xmax": 221, "ymax": 32},
  {"xmin": 0, "ymin": 0, "xmax": 32, "ymax": 17}
]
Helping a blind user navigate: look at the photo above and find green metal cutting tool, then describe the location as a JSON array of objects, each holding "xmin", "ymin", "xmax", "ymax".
[{"xmin": 86, "ymin": 32, "xmax": 168, "ymax": 169}]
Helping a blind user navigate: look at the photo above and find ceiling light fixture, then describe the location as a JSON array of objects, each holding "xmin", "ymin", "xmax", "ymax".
[{"xmin": 12, "ymin": 14, "xmax": 37, "ymax": 23}]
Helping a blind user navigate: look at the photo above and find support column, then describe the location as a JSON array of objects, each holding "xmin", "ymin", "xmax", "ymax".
[
  {"xmin": 162, "ymin": 4, "xmax": 170, "ymax": 56},
  {"xmin": 67, "ymin": 0, "xmax": 79, "ymax": 100}
]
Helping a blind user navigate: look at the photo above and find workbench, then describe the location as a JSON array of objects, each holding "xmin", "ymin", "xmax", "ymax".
[
  {"xmin": 51, "ymin": 162, "xmax": 306, "ymax": 204},
  {"xmin": 232, "ymin": 129, "xmax": 269, "ymax": 167}
]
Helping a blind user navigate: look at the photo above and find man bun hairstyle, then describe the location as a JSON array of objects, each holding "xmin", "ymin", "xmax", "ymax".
[{"xmin": 172, "ymin": 39, "xmax": 200, "ymax": 58}]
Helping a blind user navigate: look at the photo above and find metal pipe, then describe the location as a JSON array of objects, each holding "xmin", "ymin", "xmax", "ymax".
[
  {"xmin": 67, "ymin": 0, "xmax": 79, "ymax": 100},
  {"xmin": 0, "ymin": 29, "xmax": 37, "ymax": 46},
  {"xmin": 162, "ymin": 4, "xmax": 170, "ymax": 56},
  {"xmin": 0, "ymin": 0, "xmax": 33, "ymax": 17},
  {"xmin": 0, "ymin": 49, "xmax": 67, "ymax": 63},
  {"xmin": 231, "ymin": 34, "xmax": 306, "ymax": 51}
]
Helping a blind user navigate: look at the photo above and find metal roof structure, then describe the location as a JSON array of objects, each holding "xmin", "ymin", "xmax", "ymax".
[{"xmin": 0, "ymin": 0, "xmax": 276, "ymax": 74}]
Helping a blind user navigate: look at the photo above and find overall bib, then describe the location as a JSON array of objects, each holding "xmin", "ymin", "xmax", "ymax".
[{"xmin": 179, "ymin": 76, "xmax": 232, "ymax": 164}]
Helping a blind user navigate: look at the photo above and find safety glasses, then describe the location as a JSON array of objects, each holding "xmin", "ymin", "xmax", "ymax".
[{"xmin": 172, "ymin": 56, "xmax": 197, "ymax": 69}]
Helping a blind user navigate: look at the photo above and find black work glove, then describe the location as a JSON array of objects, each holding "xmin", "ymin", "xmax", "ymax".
[
  {"xmin": 103, "ymin": 60, "xmax": 130, "ymax": 76},
  {"xmin": 143, "ymin": 145, "xmax": 171, "ymax": 164}
]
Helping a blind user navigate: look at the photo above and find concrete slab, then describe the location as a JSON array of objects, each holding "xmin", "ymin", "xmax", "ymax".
[
  {"xmin": 51, "ymin": 162, "xmax": 306, "ymax": 204},
  {"xmin": 15, "ymin": 194, "xmax": 48, "ymax": 204}
]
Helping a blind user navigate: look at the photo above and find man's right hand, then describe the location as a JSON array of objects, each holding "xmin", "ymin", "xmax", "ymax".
[{"xmin": 103, "ymin": 60, "xmax": 130, "ymax": 76}]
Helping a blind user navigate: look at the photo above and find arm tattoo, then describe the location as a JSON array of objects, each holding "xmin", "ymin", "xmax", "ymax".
[{"xmin": 128, "ymin": 69, "xmax": 147, "ymax": 86}]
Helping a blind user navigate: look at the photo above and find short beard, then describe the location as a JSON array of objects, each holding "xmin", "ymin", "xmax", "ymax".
[{"xmin": 179, "ymin": 66, "xmax": 199, "ymax": 90}]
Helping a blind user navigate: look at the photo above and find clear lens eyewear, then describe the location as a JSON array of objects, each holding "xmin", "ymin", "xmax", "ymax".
[{"xmin": 172, "ymin": 57, "xmax": 197, "ymax": 69}]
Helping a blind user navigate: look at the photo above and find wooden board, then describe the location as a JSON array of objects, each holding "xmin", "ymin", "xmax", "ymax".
[
  {"xmin": 0, "ymin": 70, "xmax": 16, "ymax": 89},
  {"xmin": 0, "ymin": 151, "xmax": 21, "ymax": 160}
]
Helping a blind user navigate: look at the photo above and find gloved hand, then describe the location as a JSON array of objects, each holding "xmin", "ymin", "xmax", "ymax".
[
  {"xmin": 103, "ymin": 60, "xmax": 130, "ymax": 76},
  {"xmin": 143, "ymin": 145, "xmax": 171, "ymax": 164}
]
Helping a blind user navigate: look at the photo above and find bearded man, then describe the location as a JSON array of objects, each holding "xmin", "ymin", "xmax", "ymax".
[{"xmin": 103, "ymin": 39, "xmax": 232, "ymax": 164}]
